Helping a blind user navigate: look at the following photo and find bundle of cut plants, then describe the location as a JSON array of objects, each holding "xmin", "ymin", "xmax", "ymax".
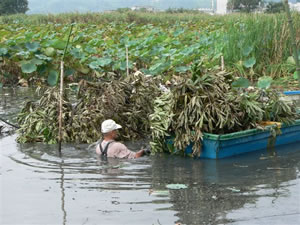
[
  {"xmin": 17, "ymin": 72, "xmax": 161, "ymax": 144},
  {"xmin": 149, "ymin": 69, "xmax": 299, "ymax": 157}
]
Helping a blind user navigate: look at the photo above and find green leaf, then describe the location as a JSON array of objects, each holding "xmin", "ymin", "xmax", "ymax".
[
  {"xmin": 65, "ymin": 68, "xmax": 75, "ymax": 77},
  {"xmin": 89, "ymin": 57, "xmax": 112, "ymax": 69},
  {"xmin": 48, "ymin": 39, "xmax": 67, "ymax": 50},
  {"xmin": 85, "ymin": 46, "xmax": 97, "ymax": 54},
  {"xmin": 175, "ymin": 66, "xmax": 190, "ymax": 73},
  {"xmin": 25, "ymin": 42, "xmax": 40, "ymax": 52},
  {"xmin": 79, "ymin": 66, "xmax": 89, "ymax": 74},
  {"xmin": 45, "ymin": 47, "xmax": 55, "ymax": 57},
  {"xmin": 149, "ymin": 62, "xmax": 163, "ymax": 72},
  {"xmin": 16, "ymin": 51, "xmax": 30, "ymax": 58},
  {"xmin": 243, "ymin": 57, "xmax": 256, "ymax": 68},
  {"xmin": 173, "ymin": 28, "xmax": 184, "ymax": 37},
  {"xmin": 242, "ymin": 46, "xmax": 253, "ymax": 57},
  {"xmin": 35, "ymin": 54, "xmax": 52, "ymax": 61},
  {"xmin": 287, "ymin": 56, "xmax": 296, "ymax": 65},
  {"xmin": 166, "ymin": 184, "xmax": 188, "ymax": 190},
  {"xmin": 293, "ymin": 71, "xmax": 299, "ymax": 80},
  {"xmin": 47, "ymin": 70, "xmax": 59, "ymax": 86},
  {"xmin": 88, "ymin": 61, "xmax": 99, "ymax": 70},
  {"xmin": 70, "ymin": 48, "xmax": 85, "ymax": 59},
  {"xmin": 97, "ymin": 57, "xmax": 112, "ymax": 67},
  {"xmin": 0, "ymin": 83, "xmax": 3, "ymax": 88},
  {"xmin": 257, "ymin": 76, "xmax": 273, "ymax": 89},
  {"xmin": 0, "ymin": 48, "xmax": 8, "ymax": 56},
  {"xmin": 287, "ymin": 54, "xmax": 300, "ymax": 64},
  {"xmin": 31, "ymin": 58, "xmax": 44, "ymax": 65},
  {"xmin": 232, "ymin": 77, "xmax": 250, "ymax": 88},
  {"xmin": 21, "ymin": 61, "xmax": 37, "ymax": 73}
]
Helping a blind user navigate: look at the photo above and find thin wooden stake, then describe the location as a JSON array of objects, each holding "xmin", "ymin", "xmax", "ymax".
[
  {"xmin": 58, "ymin": 61, "xmax": 64, "ymax": 153},
  {"xmin": 283, "ymin": 0, "xmax": 300, "ymax": 87},
  {"xmin": 221, "ymin": 55, "xmax": 225, "ymax": 71},
  {"xmin": 58, "ymin": 24, "xmax": 73, "ymax": 154},
  {"xmin": 126, "ymin": 46, "xmax": 129, "ymax": 76}
]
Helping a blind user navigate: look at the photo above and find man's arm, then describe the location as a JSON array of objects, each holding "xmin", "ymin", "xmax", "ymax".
[{"xmin": 135, "ymin": 149, "xmax": 145, "ymax": 158}]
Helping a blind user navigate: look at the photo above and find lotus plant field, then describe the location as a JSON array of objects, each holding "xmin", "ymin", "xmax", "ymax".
[{"xmin": 0, "ymin": 12, "xmax": 300, "ymax": 87}]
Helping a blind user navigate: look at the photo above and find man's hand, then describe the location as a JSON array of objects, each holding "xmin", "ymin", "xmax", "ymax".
[
  {"xmin": 141, "ymin": 145, "xmax": 151, "ymax": 155},
  {"xmin": 144, "ymin": 148, "xmax": 151, "ymax": 155},
  {"xmin": 135, "ymin": 146, "xmax": 151, "ymax": 158}
]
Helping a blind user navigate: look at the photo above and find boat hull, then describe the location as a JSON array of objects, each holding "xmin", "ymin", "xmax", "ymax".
[{"xmin": 182, "ymin": 120, "xmax": 300, "ymax": 159}]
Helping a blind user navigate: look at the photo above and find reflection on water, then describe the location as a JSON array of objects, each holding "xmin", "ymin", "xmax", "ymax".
[
  {"xmin": 0, "ymin": 87, "xmax": 38, "ymax": 123},
  {"xmin": 1, "ymin": 135, "xmax": 299, "ymax": 225},
  {"xmin": 1, "ymin": 87, "xmax": 300, "ymax": 225}
]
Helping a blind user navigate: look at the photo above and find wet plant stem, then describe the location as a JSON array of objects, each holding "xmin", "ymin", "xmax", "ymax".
[
  {"xmin": 283, "ymin": 0, "xmax": 300, "ymax": 87},
  {"xmin": 0, "ymin": 117, "xmax": 20, "ymax": 129}
]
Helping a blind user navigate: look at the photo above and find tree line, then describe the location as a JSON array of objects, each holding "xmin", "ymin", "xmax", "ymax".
[
  {"xmin": 228, "ymin": 0, "xmax": 300, "ymax": 13},
  {"xmin": 0, "ymin": 0, "xmax": 28, "ymax": 15}
]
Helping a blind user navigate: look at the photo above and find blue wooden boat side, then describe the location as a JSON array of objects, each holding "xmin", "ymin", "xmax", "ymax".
[
  {"xmin": 183, "ymin": 119, "xmax": 300, "ymax": 159},
  {"xmin": 283, "ymin": 90, "xmax": 300, "ymax": 95}
]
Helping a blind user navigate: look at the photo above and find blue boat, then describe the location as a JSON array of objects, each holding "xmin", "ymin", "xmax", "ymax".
[
  {"xmin": 182, "ymin": 119, "xmax": 300, "ymax": 159},
  {"xmin": 172, "ymin": 91, "xmax": 300, "ymax": 159}
]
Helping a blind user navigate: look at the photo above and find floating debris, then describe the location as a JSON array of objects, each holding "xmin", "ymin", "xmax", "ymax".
[{"xmin": 166, "ymin": 184, "xmax": 188, "ymax": 190}]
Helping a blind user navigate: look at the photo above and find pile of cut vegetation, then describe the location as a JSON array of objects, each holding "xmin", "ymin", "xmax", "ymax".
[
  {"xmin": 17, "ymin": 72, "xmax": 161, "ymax": 144},
  {"xmin": 16, "ymin": 68, "xmax": 299, "ymax": 157},
  {"xmin": 149, "ymin": 67, "xmax": 300, "ymax": 157}
]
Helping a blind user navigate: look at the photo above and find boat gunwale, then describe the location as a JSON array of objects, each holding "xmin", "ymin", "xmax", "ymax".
[{"xmin": 203, "ymin": 119, "xmax": 300, "ymax": 141}]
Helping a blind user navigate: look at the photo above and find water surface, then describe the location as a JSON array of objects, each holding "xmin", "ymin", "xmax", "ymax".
[{"xmin": 1, "ymin": 87, "xmax": 300, "ymax": 225}]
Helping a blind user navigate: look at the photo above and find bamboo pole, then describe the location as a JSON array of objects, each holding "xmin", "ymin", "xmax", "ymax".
[
  {"xmin": 126, "ymin": 46, "xmax": 129, "ymax": 76},
  {"xmin": 221, "ymin": 55, "xmax": 225, "ymax": 71},
  {"xmin": 283, "ymin": 0, "xmax": 300, "ymax": 87},
  {"xmin": 58, "ymin": 61, "xmax": 64, "ymax": 153},
  {"xmin": 58, "ymin": 24, "xmax": 74, "ymax": 153}
]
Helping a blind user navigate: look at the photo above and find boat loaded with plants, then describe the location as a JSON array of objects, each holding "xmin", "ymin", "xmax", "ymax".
[{"xmin": 1, "ymin": 12, "xmax": 300, "ymax": 158}]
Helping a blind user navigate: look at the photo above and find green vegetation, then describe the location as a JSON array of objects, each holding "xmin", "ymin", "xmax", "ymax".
[
  {"xmin": 149, "ymin": 68, "xmax": 299, "ymax": 156},
  {"xmin": 0, "ymin": 12, "xmax": 299, "ymax": 89},
  {"xmin": 265, "ymin": 2, "xmax": 285, "ymax": 14},
  {"xmin": 2, "ymin": 12, "xmax": 300, "ymax": 156},
  {"xmin": 227, "ymin": 0, "xmax": 262, "ymax": 13},
  {"xmin": 16, "ymin": 69, "xmax": 299, "ymax": 157},
  {"xmin": 17, "ymin": 73, "xmax": 160, "ymax": 143}
]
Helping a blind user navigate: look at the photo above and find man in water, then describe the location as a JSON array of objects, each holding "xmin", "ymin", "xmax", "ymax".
[{"xmin": 96, "ymin": 119, "xmax": 146, "ymax": 159}]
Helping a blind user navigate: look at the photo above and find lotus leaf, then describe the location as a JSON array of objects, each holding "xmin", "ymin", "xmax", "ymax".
[
  {"xmin": 21, "ymin": 61, "xmax": 37, "ymax": 73},
  {"xmin": 257, "ymin": 76, "xmax": 273, "ymax": 89},
  {"xmin": 25, "ymin": 42, "xmax": 40, "ymax": 52},
  {"xmin": 243, "ymin": 57, "xmax": 256, "ymax": 68},
  {"xmin": 47, "ymin": 70, "xmax": 59, "ymax": 86}
]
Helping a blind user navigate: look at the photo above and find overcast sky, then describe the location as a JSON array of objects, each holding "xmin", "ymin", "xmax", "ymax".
[
  {"xmin": 27, "ymin": 0, "xmax": 208, "ymax": 14},
  {"xmin": 27, "ymin": 0, "xmax": 297, "ymax": 14}
]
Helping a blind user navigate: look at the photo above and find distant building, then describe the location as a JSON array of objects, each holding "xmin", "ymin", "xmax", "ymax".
[
  {"xmin": 198, "ymin": 0, "xmax": 228, "ymax": 14},
  {"xmin": 131, "ymin": 6, "xmax": 158, "ymax": 12},
  {"xmin": 290, "ymin": 2, "xmax": 300, "ymax": 12},
  {"xmin": 216, "ymin": 0, "xmax": 228, "ymax": 14}
]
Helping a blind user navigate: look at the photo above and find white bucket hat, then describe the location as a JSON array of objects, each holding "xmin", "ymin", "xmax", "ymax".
[{"xmin": 101, "ymin": 119, "xmax": 122, "ymax": 133}]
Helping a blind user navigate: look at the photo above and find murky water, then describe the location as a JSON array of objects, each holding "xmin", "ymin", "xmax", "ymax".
[{"xmin": 1, "ymin": 88, "xmax": 300, "ymax": 225}]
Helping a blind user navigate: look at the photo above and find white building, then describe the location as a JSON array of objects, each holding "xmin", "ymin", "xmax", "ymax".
[
  {"xmin": 290, "ymin": 2, "xmax": 300, "ymax": 12},
  {"xmin": 198, "ymin": 0, "xmax": 228, "ymax": 14},
  {"xmin": 131, "ymin": 6, "xmax": 157, "ymax": 12},
  {"xmin": 216, "ymin": 0, "xmax": 228, "ymax": 14}
]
